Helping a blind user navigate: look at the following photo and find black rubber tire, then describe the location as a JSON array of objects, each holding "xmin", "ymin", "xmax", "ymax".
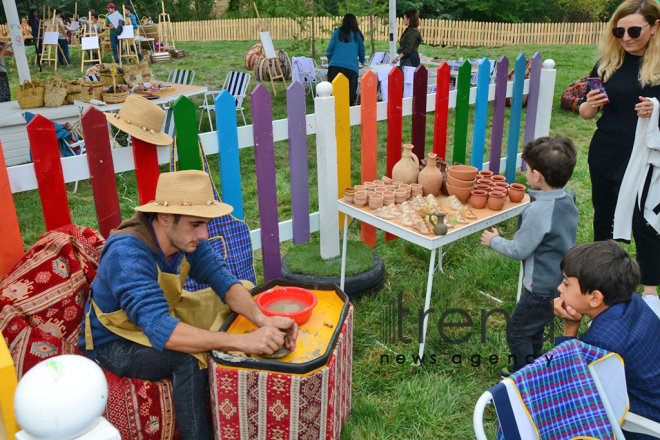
[{"xmin": 281, "ymin": 252, "xmax": 385, "ymax": 301}]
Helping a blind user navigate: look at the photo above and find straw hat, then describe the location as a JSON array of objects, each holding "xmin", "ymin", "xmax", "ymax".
[
  {"xmin": 105, "ymin": 95, "xmax": 173, "ymax": 146},
  {"xmin": 135, "ymin": 170, "xmax": 234, "ymax": 218}
]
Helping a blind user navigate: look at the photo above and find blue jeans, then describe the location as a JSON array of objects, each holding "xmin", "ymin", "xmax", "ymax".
[
  {"xmin": 110, "ymin": 33, "xmax": 119, "ymax": 62},
  {"xmin": 92, "ymin": 339, "xmax": 209, "ymax": 439},
  {"xmin": 57, "ymin": 39, "xmax": 70, "ymax": 65},
  {"xmin": 508, "ymin": 289, "xmax": 555, "ymax": 373}
]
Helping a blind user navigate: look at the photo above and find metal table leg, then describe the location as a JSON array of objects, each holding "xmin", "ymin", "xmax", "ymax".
[
  {"xmin": 416, "ymin": 247, "xmax": 437, "ymax": 365},
  {"xmin": 340, "ymin": 214, "xmax": 349, "ymax": 291}
]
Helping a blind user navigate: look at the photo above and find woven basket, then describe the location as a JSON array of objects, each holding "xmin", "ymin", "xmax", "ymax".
[
  {"xmin": 103, "ymin": 91, "xmax": 129, "ymax": 104},
  {"xmin": 67, "ymin": 83, "xmax": 83, "ymax": 94},
  {"xmin": 14, "ymin": 80, "xmax": 45, "ymax": 109},
  {"xmin": 69, "ymin": 80, "xmax": 103, "ymax": 103},
  {"xmin": 123, "ymin": 66, "xmax": 143, "ymax": 87},
  {"xmin": 44, "ymin": 76, "xmax": 69, "ymax": 108},
  {"xmin": 101, "ymin": 73, "xmax": 127, "ymax": 86}
]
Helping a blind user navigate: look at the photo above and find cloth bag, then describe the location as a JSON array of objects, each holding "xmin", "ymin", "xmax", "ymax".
[{"xmin": 170, "ymin": 137, "xmax": 257, "ymax": 291}]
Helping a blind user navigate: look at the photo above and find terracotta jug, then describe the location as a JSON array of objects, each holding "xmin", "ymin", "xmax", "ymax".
[
  {"xmin": 392, "ymin": 144, "xmax": 419, "ymax": 184},
  {"xmin": 427, "ymin": 213, "xmax": 448, "ymax": 235},
  {"xmin": 418, "ymin": 153, "xmax": 443, "ymax": 197},
  {"xmin": 420, "ymin": 155, "xmax": 449, "ymax": 195}
]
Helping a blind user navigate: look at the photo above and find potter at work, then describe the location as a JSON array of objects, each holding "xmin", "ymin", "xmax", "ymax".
[
  {"xmin": 79, "ymin": 169, "xmax": 299, "ymax": 440},
  {"xmin": 580, "ymin": 0, "xmax": 660, "ymax": 312}
]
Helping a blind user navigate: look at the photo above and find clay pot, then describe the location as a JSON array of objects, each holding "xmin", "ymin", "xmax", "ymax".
[
  {"xmin": 418, "ymin": 153, "xmax": 444, "ymax": 197},
  {"xmin": 470, "ymin": 190, "xmax": 488, "ymax": 209},
  {"xmin": 355, "ymin": 198, "xmax": 367, "ymax": 207},
  {"xmin": 419, "ymin": 155, "xmax": 449, "ymax": 195},
  {"xmin": 344, "ymin": 195, "xmax": 354, "ymax": 203},
  {"xmin": 393, "ymin": 181, "xmax": 404, "ymax": 187},
  {"xmin": 509, "ymin": 183, "xmax": 526, "ymax": 203},
  {"xmin": 384, "ymin": 184, "xmax": 397, "ymax": 191},
  {"xmin": 475, "ymin": 184, "xmax": 491, "ymax": 191},
  {"xmin": 410, "ymin": 183, "xmax": 423, "ymax": 197},
  {"xmin": 382, "ymin": 176, "xmax": 394, "ymax": 185},
  {"xmin": 447, "ymin": 164, "xmax": 478, "ymax": 181},
  {"xmin": 344, "ymin": 187, "xmax": 355, "ymax": 195},
  {"xmin": 491, "ymin": 175, "xmax": 506, "ymax": 183},
  {"xmin": 364, "ymin": 182, "xmax": 376, "ymax": 191},
  {"xmin": 394, "ymin": 189, "xmax": 406, "ymax": 204},
  {"xmin": 355, "ymin": 185, "xmax": 366, "ymax": 192},
  {"xmin": 477, "ymin": 178, "xmax": 493, "ymax": 188},
  {"xmin": 447, "ymin": 173, "xmax": 477, "ymax": 188},
  {"xmin": 373, "ymin": 180, "xmax": 385, "ymax": 187},
  {"xmin": 447, "ymin": 183, "xmax": 474, "ymax": 205},
  {"xmin": 492, "ymin": 182, "xmax": 509, "ymax": 196},
  {"xmin": 383, "ymin": 191, "xmax": 395, "ymax": 206},
  {"xmin": 477, "ymin": 170, "xmax": 494, "ymax": 179},
  {"xmin": 398, "ymin": 184, "xmax": 411, "ymax": 197},
  {"xmin": 487, "ymin": 191, "xmax": 506, "ymax": 211},
  {"xmin": 375, "ymin": 187, "xmax": 387, "ymax": 194},
  {"xmin": 392, "ymin": 144, "xmax": 420, "ymax": 184},
  {"xmin": 369, "ymin": 195, "xmax": 383, "ymax": 209},
  {"xmin": 354, "ymin": 190, "xmax": 367, "ymax": 207}
]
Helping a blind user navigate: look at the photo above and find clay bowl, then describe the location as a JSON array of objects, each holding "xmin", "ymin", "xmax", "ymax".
[
  {"xmin": 354, "ymin": 185, "xmax": 366, "ymax": 192},
  {"xmin": 477, "ymin": 178, "xmax": 493, "ymax": 188},
  {"xmin": 446, "ymin": 183, "xmax": 474, "ymax": 205},
  {"xmin": 491, "ymin": 175, "xmax": 506, "ymax": 183},
  {"xmin": 382, "ymin": 176, "xmax": 394, "ymax": 184},
  {"xmin": 393, "ymin": 181, "xmax": 404, "ymax": 187},
  {"xmin": 344, "ymin": 187, "xmax": 355, "ymax": 196},
  {"xmin": 344, "ymin": 194, "xmax": 354, "ymax": 203},
  {"xmin": 375, "ymin": 187, "xmax": 387, "ymax": 194},
  {"xmin": 384, "ymin": 185, "xmax": 398, "ymax": 192},
  {"xmin": 492, "ymin": 182, "xmax": 509, "ymax": 196},
  {"xmin": 487, "ymin": 191, "xmax": 506, "ymax": 211},
  {"xmin": 364, "ymin": 182, "xmax": 376, "ymax": 191},
  {"xmin": 509, "ymin": 183, "xmax": 526, "ymax": 203},
  {"xmin": 369, "ymin": 195, "xmax": 383, "ymax": 209},
  {"xmin": 475, "ymin": 184, "xmax": 491, "ymax": 192},
  {"xmin": 373, "ymin": 180, "xmax": 385, "ymax": 187},
  {"xmin": 354, "ymin": 198, "xmax": 367, "ymax": 207},
  {"xmin": 447, "ymin": 165, "xmax": 478, "ymax": 181},
  {"xmin": 447, "ymin": 173, "xmax": 477, "ymax": 188},
  {"xmin": 477, "ymin": 170, "xmax": 494, "ymax": 179},
  {"xmin": 257, "ymin": 286, "xmax": 318, "ymax": 326},
  {"xmin": 470, "ymin": 190, "xmax": 488, "ymax": 209}
]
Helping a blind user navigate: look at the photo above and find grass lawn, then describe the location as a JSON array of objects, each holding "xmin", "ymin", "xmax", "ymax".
[{"xmin": 6, "ymin": 40, "xmax": 638, "ymax": 438}]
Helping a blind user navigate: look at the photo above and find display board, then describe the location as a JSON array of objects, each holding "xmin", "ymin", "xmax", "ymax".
[
  {"xmin": 118, "ymin": 25, "xmax": 134, "ymax": 39},
  {"xmin": 259, "ymin": 31, "xmax": 276, "ymax": 59},
  {"xmin": 81, "ymin": 36, "xmax": 99, "ymax": 50},
  {"xmin": 43, "ymin": 31, "xmax": 58, "ymax": 45}
]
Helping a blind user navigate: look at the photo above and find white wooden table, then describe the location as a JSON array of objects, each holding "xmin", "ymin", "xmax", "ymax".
[{"xmin": 338, "ymin": 196, "xmax": 530, "ymax": 362}]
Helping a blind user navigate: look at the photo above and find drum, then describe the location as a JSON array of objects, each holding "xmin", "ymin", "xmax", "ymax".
[
  {"xmin": 245, "ymin": 42, "xmax": 263, "ymax": 71},
  {"xmin": 255, "ymin": 50, "xmax": 292, "ymax": 81}
]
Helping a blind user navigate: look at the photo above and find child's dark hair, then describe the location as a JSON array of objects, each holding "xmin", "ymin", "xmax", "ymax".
[
  {"xmin": 404, "ymin": 9, "xmax": 419, "ymax": 28},
  {"xmin": 522, "ymin": 135, "xmax": 577, "ymax": 188},
  {"xmin": 560, "ymin": 240, "xmax": 640, "ymax": 306}
]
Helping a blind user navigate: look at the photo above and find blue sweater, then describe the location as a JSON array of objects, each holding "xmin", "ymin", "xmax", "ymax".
[
  {"xmin": 79, "ymin": 213, "xmax": 240, "ymax": 358},
  {"xmin": 326, "ymin": 28, "xmax": 365, "ymax": 74}
]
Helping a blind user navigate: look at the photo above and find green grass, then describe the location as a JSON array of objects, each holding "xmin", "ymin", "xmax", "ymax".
[
  {"xmin": 6, "ymin": 41, "xmax": 641, "ymax": 439},
  {"xmin": 284, "ymin": 238, "xmax": 374, "ymax": 277}
]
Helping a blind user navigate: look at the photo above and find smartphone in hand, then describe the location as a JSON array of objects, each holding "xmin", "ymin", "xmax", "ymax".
[{"xmin": 588, "ymin": 77, "xmax": 609, "ymax": 102}]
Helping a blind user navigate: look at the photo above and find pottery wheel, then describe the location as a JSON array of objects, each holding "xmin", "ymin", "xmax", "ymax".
[{"xmin": 260, "ymin": 346, "xmax": 292, "ymax": 359}]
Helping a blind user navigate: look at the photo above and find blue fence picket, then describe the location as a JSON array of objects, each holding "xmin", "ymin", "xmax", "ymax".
[
  {"xmin": 505, "ymin": 54, "xmax": 526, "ymax": 183},
  {"xmin": 471, "ymin": 57, "xmax": 491, "ymax": 170},
  {"xmin": 215, "ymin": 90, "xmax": 244, "ymax": 220},
  {"xmin": 287, "ymin": 82, "xmax": 311, "ymax": 245}
]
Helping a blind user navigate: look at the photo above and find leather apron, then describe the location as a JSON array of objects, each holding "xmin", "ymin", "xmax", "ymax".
[{"xmin": 85, "ymin": 256, "xmax": 233, "ymax": 369}]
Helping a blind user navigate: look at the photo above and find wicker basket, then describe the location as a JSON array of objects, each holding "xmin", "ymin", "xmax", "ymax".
[
  {"xmin": 14, "ymin": 80, "xmax": 45, "ymax": 109},
  {"xmin": 103, "ymin": 91, "xmax": 129, "ymax": 104},
  {"xmin": 69, "ymin": 80, "xmax": 103, "ymax": 103},
  {"xmin": 44, "ymin": 76, "xmax": 69, "ymax": 108},
  {"xmin": 101, "ymin": 73, "xmax": 127, "ymax": 86}
]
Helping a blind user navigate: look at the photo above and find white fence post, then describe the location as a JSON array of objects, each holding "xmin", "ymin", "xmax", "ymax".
[
  {"xmin": 534, "ymin": 59, "xmax": 556, "ymax": 137},
  {"xmin": 314, "ymin": 82, "xmax": 341, "ymax": 259},
  {"xmin": 2, "ymin": 0, "xmax": 31, "ymax": 83}
]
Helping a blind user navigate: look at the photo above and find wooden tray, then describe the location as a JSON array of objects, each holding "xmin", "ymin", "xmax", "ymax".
[{"xmin": 133, "ymin": 86, "xmax": 176, "ymax": 96}]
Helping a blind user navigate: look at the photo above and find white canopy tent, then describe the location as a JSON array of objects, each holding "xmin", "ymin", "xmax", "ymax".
[{"xmin": 2, "ymin": 0, "xmax": 31, "ymax": 83}]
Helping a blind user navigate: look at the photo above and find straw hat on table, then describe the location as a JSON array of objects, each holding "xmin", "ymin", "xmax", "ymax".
[
  {"xmin": 105, "ymin": 95, "xmax": 172, "ymax": 146},
  {"xmin": 135, "ymin": 170, "xmax": 234, "ymax": 218}
]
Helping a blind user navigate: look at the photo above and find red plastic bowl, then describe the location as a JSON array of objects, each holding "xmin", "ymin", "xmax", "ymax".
[{"xmin": 256, "ymin": 287, "xmax": 318, "ymax": 326}]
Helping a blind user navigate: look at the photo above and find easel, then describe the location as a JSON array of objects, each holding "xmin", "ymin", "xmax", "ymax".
[
  {"xmin": 80, "ymin": 12, "xmax": 101, "ymax": 72},
  {"xmin": 33, "ymin": 5, "xmax": 46, "ymax": 66},
  {"xmin": 41, "ymin": 9, "xmax": 70, "ymax": 72},
  {"xmin": 248, "ymin": 3, "xmax": 286, "ymax": 95},
  {"xmin": 118, "ymin": 5, "xmax": 139, "ymax": 67},
  {"xmin": 158, "ymin": 1, "xmax": 175, "ymax": 50}
]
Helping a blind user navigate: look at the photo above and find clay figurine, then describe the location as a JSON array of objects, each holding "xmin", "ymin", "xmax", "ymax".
[{"xmin": 427, "ymin": 212, "xmax": 448, "ymax": 235}]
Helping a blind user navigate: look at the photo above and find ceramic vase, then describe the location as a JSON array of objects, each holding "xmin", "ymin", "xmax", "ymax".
[
  {"xmin": 418, "ymin": 153, "xmax": 444, "ymax": 197},
  {"xmin": 470, "ymin": 190, "xmax": 488, "ymax": 209},
  {"xmin": 392, "ymin": 144, "xmax": 419, "ymax": 184},
  {"xmin": 487, "ymin": 191, "xmax": 506, "ymax": 211}
]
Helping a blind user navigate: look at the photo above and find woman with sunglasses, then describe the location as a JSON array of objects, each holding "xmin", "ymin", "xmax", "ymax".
[{"xmin": 581, "ymin": 0, "xmax": 660, "ymax": 312}]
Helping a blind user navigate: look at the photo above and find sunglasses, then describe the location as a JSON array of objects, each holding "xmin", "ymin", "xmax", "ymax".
[{"xmin": 612, "ymin": 24, "xmax": 650, "ymax": 39}]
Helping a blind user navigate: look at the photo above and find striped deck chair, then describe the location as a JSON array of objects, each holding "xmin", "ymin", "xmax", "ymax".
[
  {"xmin": 198, "ymin": 71, "xmax": 250, "ymax": 130},
  {"xmin": 166, "ymin": 68, "xmax": 195, "ymax": 85}
]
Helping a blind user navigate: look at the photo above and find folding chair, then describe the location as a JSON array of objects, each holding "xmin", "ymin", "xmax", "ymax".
[
  {"xmin": 198, "ymin": 71, "xmax": 250, "ymax": 130},
  {"xmin": 474, "ymin": 339, "xmax": 660, "ymax": 439},
  {"xmin": 167, "ymin": 68, "xmax": 195, "ymax": 85},
  {"xmin": 292, "ymin": 57, "xmax": 318, "ymax": 97},
  {"xmin": 368, "ymin": 51, "xmax": 390, "ymax": 66}
]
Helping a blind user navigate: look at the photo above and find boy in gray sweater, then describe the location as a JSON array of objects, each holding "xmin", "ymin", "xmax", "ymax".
[{"xmin": 481, "ymin": 135, "xmax": 579, "ymax": 377}]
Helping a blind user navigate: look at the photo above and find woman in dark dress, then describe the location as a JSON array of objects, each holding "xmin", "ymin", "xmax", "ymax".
[
  {"xmin": 580, "ymin": 0, "xmax": 660, "ymax": 311},
  {"xmin": 392, "ymin": 9, "xmax": 422, "ymax": 68}
]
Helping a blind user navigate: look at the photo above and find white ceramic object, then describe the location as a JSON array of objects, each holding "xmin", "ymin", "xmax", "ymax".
[{"xmin": 14, "ymin": 355, "xmax": 108, "ymax": 440}]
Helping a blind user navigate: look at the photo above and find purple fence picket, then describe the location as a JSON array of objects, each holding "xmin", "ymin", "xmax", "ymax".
[
  {"xmin": 287, "ymin": 82, "xmax": 310, "ymax": 245},
  {"xmin": 488, "ymin": 55, "xmax": 509, "ymax": 174},
  {"xmin": 522, "ymin": 52, "xmax": 543, "ymax": 171},
  {"xmin": 411, "ymin": 65, "xmax": 428, "ymax": 161},
  {"xmin": 251, "ymin": 84, "xmax": 281, "ymax": 281}
]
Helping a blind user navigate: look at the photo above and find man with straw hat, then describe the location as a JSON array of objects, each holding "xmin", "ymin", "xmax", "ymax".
[{"xmin": 80, "ymin": 169, "xmax": 298, "ymax": 439}]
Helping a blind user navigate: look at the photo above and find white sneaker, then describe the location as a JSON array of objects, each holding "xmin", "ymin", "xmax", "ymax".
[{"xmin": 643, "ymin": 295, "xmax": 660, "ymax": 320}]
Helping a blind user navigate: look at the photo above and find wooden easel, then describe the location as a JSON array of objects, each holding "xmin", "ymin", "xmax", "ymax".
[
  {"xmin": 158, "ymin": 1, "xmax": 175, "ymax": 50},
  {"xmin": 248, "ymin": 3, "xmax": 286, "ymax": 95},
  {"xmin": 80, "ymin": 12, "xmax": 101, "ymax": 72},
  {"xmin": 41, "ymin": 9, "xmax": 70, "ymax": 72},
  {"xmin": 118, "ymin": 5, "xmax": 139, "ymax": 67},
  {"xmin": 33, "ymin": 6, "xmax": 45, "ymax": 66}
]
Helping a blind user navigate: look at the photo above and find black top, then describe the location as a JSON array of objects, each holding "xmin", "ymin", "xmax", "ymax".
[
  {"xmin": 397, "ymin": 28, "xmax": 422, "ymax": 56},
  {"xmin": 589, "ymin": 53, "xmax": 660, "ymax": 180}
]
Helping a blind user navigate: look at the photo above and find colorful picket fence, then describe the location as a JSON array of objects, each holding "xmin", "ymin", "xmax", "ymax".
[{"xmin": 2, "ymin": 52, "xmax": 556, "ymax": 282}]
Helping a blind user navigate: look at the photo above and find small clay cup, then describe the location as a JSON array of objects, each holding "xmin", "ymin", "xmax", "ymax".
[
  {"xmin": 344, "ymin": 187, "xmax": 356, "ymax": 195},
  {"xmin": 487, "ymin": 191, "xmax": 506, "ymax": 211},
  {"xmin": 508, "ymin": 183, "xmax": 526, "ymax": 203},
  {"xmin": 369, "ymin": 195, "xmax": 383, "ymax": 209},
  {"xmin": 354, "ymin": 198, "xmax": 367, "ymax": 207},
  {"xmin": 394, "ymin": 189, "xmax": 407, "ymax": 204},
  {"xmin": 470, "ymin": 189, "xmax": 488, "ymax": 209},
  {"xmin": 344, "ymin": 194, "xmax": 354, "ymax": 203},
  {"xmin": 364, "ymin": 182, "xmax": 376, "ymax": 191},
  {"xmin": 382, "ymin": 176, "xmax": 394, "ymax": 184},
  {"xmin": 477, "ymin": 178, "xmax": 493, "ymax": 188},
  {"xmin": 475, "ymin": 184, "xmax": 491, "ymax": 191},
  {"xmin": 492, "ymin": 182, "xmax": 509, "ymax": 196},
  {"xmin": 411, "ymin": 184, "xmax": 423, "ymax": 196},
  {"xmin": 384, "ymin": 184, "xmax": 397, "ymax": 191},
  {"xmin": 491, "ymin": 175, "xmax": 506, "ymax": 183},
  {"xmin": 393, "ymin": 181, "xmax": 404, "ymax": 187},
  {"xmin": 375, "ymin": 187, "xmax": 387, "ymax": 194},
  {"xmin": 477, "ymin": 170, "xmax": 494, "ymax": 179},
  {"xmin": 373, "ymin": 180, "xmax": 385, "ymax": 187},
  {"xmin": 354, "ymin": 185, "xmax": 366, "ymax": 192}
]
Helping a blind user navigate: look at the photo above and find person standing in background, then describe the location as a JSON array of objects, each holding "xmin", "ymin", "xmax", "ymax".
[
  {"xmin": 392, "ymin": 9, "xmax": 423, "ymax": 68},
  {"xmin": 0, "ymin": 42, "xmax": 13, "ymax": 102},
  {"xmin": 325, "ymin": 13, "xmax": 365, "ymax": 106},
  {"xmin": 54, "ymin": 11, "xmax": 72, "ymax": 66},
  {"xmin": 105, "ymin": 3, "xmax": 123, "ymax": 63},
  {"xmin": 29, "ymin": 9, "xmax": 42, "ymax": 62},
  {"xmin": 124, "ymin": 5, "xmax": 144, "ymax": 61}
]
